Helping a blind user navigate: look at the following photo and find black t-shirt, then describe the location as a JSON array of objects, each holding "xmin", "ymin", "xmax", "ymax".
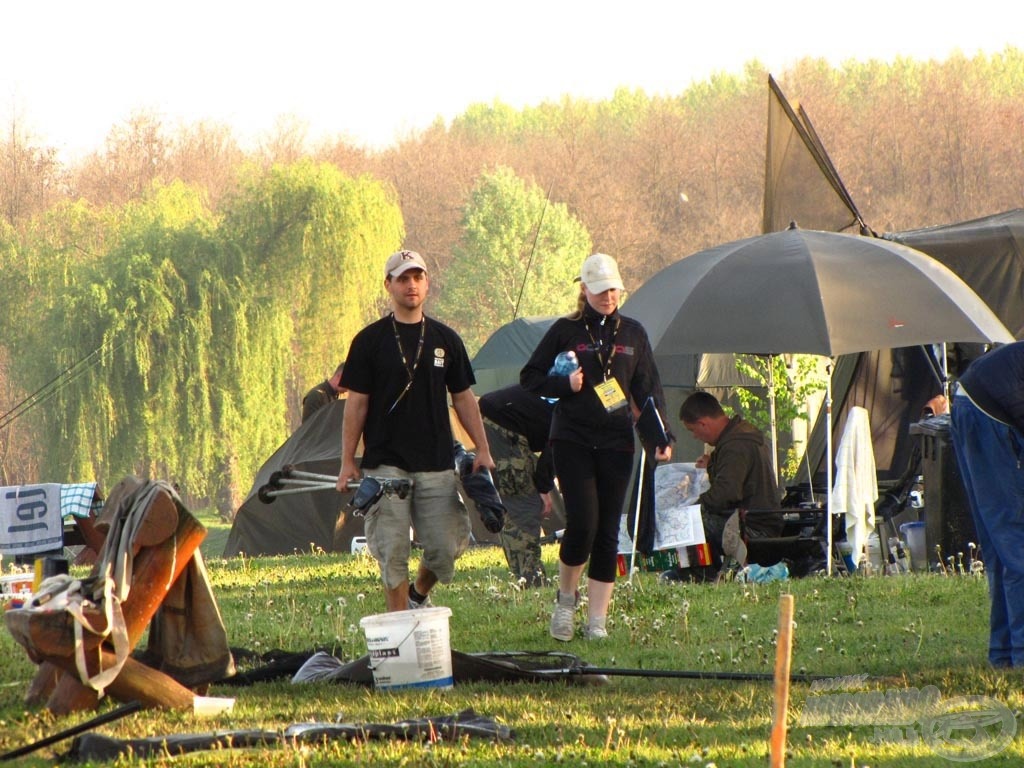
[{"xmin": 341, "ymin": 314, "xmax": 475, "ymax": 472}]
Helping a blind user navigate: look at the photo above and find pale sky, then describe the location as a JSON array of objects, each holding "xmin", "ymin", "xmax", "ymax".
[{"xmin": 3, "ymin": 1, "xmax": 1020, "ymax": 161}]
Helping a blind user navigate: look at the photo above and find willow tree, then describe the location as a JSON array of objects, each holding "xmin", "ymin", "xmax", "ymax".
[
  {"xmin": 0, "ymin": 200, "xmax": 116, "ymax": 484},
  {"xmin": 221, "ymin": 160, "xmax": 404, "ymax": 406},
  {"xmin": 32, "ymin": 182, "xmax": 278, "ymax": 500},
  {"xmin": 436, "ymin": 165, "xmax": 590, "ymax": 353}
]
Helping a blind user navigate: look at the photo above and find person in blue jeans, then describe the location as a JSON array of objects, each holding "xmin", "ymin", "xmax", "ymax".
[{"xmin": 950, "ymin": 341, "xmax": 1024, "ymax": 668}]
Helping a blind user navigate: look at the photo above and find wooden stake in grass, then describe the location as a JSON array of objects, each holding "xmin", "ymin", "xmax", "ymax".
[{"xmin": 770, "ymin": 593, "xmax": 795, "ymax": 768}]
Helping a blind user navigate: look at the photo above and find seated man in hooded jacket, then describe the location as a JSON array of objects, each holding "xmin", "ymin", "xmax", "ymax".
[{"xmin": 665, "ymin": 391, "xmax": 782, "ymax": 581}]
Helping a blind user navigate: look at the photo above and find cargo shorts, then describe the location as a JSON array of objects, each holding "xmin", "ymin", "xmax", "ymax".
[{"xmin": 363, "ymin": 465, "xmax": 471, "ymax": 590}]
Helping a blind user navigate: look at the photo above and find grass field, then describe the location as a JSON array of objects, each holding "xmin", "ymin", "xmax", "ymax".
[{"xmin": 2, "ymin": 509, "xmax": 1021, "ymax": 766}]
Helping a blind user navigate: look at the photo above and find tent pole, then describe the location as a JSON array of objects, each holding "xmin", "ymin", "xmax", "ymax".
[{"xmin": 941, "ymin": 343, "xmax": 950, "ymax": 401}]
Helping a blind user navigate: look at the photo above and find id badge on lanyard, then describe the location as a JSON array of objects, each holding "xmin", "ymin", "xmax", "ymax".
[
  {"xmin": 586, "ymin": 314, "xmax": 626, "ymax": 413},
  {"xmin": 594, "ymin": 377, "xmax": 627, "ymax": 413}
]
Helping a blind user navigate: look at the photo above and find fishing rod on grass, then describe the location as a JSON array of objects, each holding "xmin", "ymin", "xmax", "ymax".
[
  {"xmin": 0, "ymin": 700, "xmax": 142, "ymax": 762},
  {"xmin": 475, "ymin": 650, "xmax": 832, "ymax": 684}
]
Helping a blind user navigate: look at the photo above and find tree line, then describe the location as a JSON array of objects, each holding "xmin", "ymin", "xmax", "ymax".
[{"xmin": 1, "ymin": 49, "xmax": 1021, "ymax": 513}]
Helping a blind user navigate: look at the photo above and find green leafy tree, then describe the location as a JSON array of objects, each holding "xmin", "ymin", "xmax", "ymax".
[
  {"xmin": 733, "ymin": 354, "xmax": 827, "ymax": 482},
  {"xmin": 222, "ymin": 160, "xmax": 404, "ymax": 399},
  {"xmin": 437, "ymin": 166, "xmax": 591, "ymax": 353},
  {"xmin": 9, "ymin": 165, "xmax": 402, "ymax": 514}
]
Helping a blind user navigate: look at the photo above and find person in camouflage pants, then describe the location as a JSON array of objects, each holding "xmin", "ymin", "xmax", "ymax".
[{"xmin": 479, "ymin": 385, "xmax": 557, "ymax": 588}]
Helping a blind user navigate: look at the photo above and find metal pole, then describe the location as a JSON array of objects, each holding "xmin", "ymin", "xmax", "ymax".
[
  {"xmin": 825, "ymin": 369, "xmax": 834, "ymax": 576},
  {"xmin": 768, "ymin": 357, "xmax": 779, "ymax": 483},
  {"xmin": 628, "ymin": 448, "xmax": 647, "ymax": 583}
]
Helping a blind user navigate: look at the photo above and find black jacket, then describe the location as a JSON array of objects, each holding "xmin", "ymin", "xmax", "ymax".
[
  {"xmin": 957, "ymin": 341, "xmax": 1024, "ymax": 434},
  {"xmin": 520, "ymin": 304, "xmax": 670, "ymax": 451}
]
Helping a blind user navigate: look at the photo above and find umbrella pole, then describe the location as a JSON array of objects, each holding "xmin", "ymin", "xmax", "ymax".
[
  {"xmin": 628, "ymin": 448, "xmax": 647, "ymax": 584},
  {"xmin": 941, "ymin": 342, "xmax": 950, "ymax": 401},
  {"xmin": 768, "ymin": 357, "xmax": 779, "ymax": 483},
  {"xmin": 826, "ymin": 369, "xmax": 834, "ymax": 576}
]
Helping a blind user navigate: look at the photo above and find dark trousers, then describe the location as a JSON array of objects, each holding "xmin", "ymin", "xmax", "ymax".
[{"xmin": 552, "ymin": 440, "xmax": 634, "ymax": 583}]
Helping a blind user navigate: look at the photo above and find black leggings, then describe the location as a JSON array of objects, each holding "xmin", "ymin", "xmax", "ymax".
[{"xmin": 552, "ymin": 440, "xmax": 634, "ymax": 583}]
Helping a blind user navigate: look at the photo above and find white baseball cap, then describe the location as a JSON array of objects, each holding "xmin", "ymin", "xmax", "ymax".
[
  {"xmin": 385, "ymin": 250, "xmax": 428, "ymax": 279},
  {"xmin": 578, "ymin": 253, "xmax": 624, "ymax": 293}
]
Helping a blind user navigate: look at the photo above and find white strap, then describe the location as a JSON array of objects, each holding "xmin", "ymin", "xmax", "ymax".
[{"xmin": 65, "ymin": 575, "xmax": 130, "ymax": 694}]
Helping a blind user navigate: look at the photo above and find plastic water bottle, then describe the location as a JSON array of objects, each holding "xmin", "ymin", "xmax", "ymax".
[
  {"xmin": 544, "ymin": 351, "xmax": 579, "ymax": 403},
  {"xmin": 550, "ymin": 350, "xmax": 579, "ymax": 376}
]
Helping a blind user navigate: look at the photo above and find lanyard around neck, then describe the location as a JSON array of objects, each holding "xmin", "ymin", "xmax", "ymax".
[
  {"xmin": 388, "ymin": 313, "xmax": 426, "ymax": 414},
  {"xmin": 584, "ymin": 314, "xmax": 620, "ymax": 382}
]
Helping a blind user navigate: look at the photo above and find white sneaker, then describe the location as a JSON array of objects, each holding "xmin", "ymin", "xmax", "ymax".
[
  {"xmin": 586, "ymin": 616, "xmax": 608, "ymax": 640},
  {"xmin": 549, "ymin": 591, "xmax": 578, "ymax": 641}
]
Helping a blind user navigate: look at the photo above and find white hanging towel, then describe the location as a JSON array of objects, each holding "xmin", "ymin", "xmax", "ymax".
[{"xmin": 831, "ymin": 406, "xmax": 878, "ymax": 564}]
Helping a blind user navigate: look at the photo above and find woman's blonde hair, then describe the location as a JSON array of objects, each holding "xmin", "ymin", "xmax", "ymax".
[{"xmin": 567, "ymin": 288, "xmax": 587, "ymax": 320}]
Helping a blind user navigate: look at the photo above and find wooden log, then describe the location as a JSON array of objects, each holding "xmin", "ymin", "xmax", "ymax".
[
  {"xmin": 71, "ymin": 512, "xmax": 105, "ymax": 566},
  {"xmin": 48, "ymin": 505, "xmax": 205, "ymax": 714},
  {"xmin": 105, "ymin": 656, "xmax": 195, "ymax": 711},
  {"xmin": 24, "ymin": 662, "xmax": 62, "ymax": 707},
  {"xmin": 43, "ymin": 651, "xmax": 194, "ymax": 715},
  {"xmin": 45, "ymin": 663, "xmax": 101, "ymax": 715}
]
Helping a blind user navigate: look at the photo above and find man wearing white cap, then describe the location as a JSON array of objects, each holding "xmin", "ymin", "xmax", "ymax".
[{"xmin": 337, "ymin": 250, "xmax": 494, "ymax": 612}]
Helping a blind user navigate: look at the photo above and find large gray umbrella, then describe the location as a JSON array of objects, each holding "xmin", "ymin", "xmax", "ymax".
[
  {"xmin": 626, "ymin": 225, "xmax": 1015, "ymax": 574},
  {"xmin": 631, "ymin": 226, "xmax": 1013, "ymax": 357}
]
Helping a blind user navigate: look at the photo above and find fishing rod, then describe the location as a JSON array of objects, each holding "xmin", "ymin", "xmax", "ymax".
[
  {"xmin": 553, "ymin": 665, "xmax": 829, "ymax": 684},
  {"xmin": 0, "ymin": 336, "xmax": 123, "ymax": 432},
  {"xmin": 0, "ymin": 699, "xmax": 142, "ymax": 761},
  {"xmin": 511, "ymin": 182, "xmax": 553, "ymax": 321}
]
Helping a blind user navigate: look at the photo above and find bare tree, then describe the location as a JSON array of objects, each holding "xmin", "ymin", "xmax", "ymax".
[
  {"xmin": 0, "ymin": 115, "xmax": 64, "ymax": 228},
  {"xmin": 71, "ymin": 111, "xmax": 170, "ymax": 205},
  {"xmin": 166, "ymin": 121, "xmax": 245, "ymax": 209},
  {"xmin": 256, "ymin": 115, "xmax": 310, "ymax": 166}
]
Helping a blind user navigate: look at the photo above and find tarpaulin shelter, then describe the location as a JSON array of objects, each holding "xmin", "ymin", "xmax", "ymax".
[{"xmin": 763, "ymin": 76, "xmax": 1024, "ymax": 489}]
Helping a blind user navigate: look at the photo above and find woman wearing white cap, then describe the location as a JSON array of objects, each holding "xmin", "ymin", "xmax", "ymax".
[{"xmin": 521, "ymin": 253, "xmax": 673, "ymax": 641}]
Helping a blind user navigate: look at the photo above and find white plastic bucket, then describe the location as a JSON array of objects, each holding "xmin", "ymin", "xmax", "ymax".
[
  {"xmin": 359, "ymin": 606, "xmax": 453, "ymax": 690},
  {"xmin": 900, "ymin": 522, "xmax": 927, "ymax": 572}
]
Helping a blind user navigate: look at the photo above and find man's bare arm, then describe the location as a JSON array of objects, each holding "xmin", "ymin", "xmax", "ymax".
[
  {"xmin": 451, "ymin": 388, "xmax": 495, "ymax": 470},
  {"xmin": 336, "ymin": 391, "xmax": 369, "ymax": 490}
]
